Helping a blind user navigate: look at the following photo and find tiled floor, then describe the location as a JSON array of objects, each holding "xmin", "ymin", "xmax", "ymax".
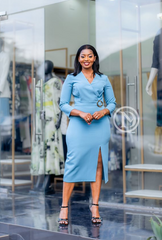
[{"xmin": 0, "ymin": 187, "xmax": 159, "ymax": 240}]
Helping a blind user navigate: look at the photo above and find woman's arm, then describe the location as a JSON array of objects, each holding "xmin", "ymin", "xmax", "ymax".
[
  {"xmin": 60, "ymin": 75, "xmax": 93, "ymax": 124},
  {"xmin": 92, "ymin": 77, "xmax": 116, "ymax": 120},
  {"xmin": 59, "ymin": 75, "xmax": 75, "ymax": 117},
  {"xmin": 103, "ymin": 76, "xmax": 116, "ymax": 116}
]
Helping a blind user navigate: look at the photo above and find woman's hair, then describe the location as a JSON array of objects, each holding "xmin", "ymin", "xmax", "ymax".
[{"xmin": 73, "ymin": 44, "xmax": 103, "ymax": 76}]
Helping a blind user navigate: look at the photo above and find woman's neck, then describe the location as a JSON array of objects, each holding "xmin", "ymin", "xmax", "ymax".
[{"xmin": 81, "ymin": 68, "xmax": 93, "ymax": 75}]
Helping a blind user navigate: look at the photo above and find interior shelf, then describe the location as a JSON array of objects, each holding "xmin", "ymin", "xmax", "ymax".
[
  {"xmin": 0, "ymin": 178, "xmax": 32, "ymax": 187},
  {"xmin": 125, "ymin": 164, "xmax": 162, "ymax": 172},
  {"xmin": 2, "ymin": 171, "xmax": 31, "ymax": 177},
  {"xmin": 0, "ymin": 159, "xmax": 31, "ymax": 165},
  {"xmin": 125, "ymin": 190, "xmax": 162, "ymax": 199},
  {"xmin": 7, "ymin": 155, "xmax": 31, "ymax": 159}
]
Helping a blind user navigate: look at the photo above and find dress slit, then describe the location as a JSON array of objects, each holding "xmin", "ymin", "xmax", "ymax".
[{"xmin": 94, "ymin": 144, "xmax": 109, "ymax": 183}]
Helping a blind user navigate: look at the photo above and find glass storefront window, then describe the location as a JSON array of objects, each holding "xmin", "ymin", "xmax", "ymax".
[{"xmin": 0, "ymin": 0, "xmax": 162, "ymax": 238}]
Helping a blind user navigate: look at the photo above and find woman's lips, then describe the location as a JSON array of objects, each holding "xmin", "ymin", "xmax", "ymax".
[{"xmin": 84, "ymin": 62, "xmax": 90, "ymax": 66}]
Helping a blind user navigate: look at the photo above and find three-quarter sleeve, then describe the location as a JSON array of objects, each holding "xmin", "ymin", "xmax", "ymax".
[
  {"xmin": 104, "ymin": 77, "xmax": 116, "ymax": 117},
  {"xmin": 59, "ymin": 75, "xmax": 75, "ymax": 117}
]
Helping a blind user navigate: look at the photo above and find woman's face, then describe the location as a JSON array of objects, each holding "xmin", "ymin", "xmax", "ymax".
[{"xmin": 78, "ymin": 49, "xmax": 96, "ymax": 70}]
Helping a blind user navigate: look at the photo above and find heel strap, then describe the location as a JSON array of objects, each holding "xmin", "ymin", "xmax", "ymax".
[
  {"xmin": 92, "ymin": 203, "xmax": 99, "ymax": 206},
  {"xmin": 61, "ymin": 205, "xmax": 68, "ymax": 208}
]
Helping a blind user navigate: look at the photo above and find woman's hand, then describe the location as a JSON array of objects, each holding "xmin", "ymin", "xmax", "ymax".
[
  {"xmin": 93, "ymin": 109, "xmax": 109, "ymax": 120},
  {"xmin": 79, "ymin": 112, "xmax": 93, "ymax": 125}
]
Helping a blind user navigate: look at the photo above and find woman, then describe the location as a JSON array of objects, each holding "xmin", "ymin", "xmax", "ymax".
[{"xmin": 59, "ymin": 44, "xmax": 116, "ymax": 225}]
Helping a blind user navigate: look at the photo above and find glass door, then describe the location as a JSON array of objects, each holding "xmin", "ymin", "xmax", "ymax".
[
  {"xmin": 121, "ymin": 0, "xmax": 162, "ymax": 206},
  {"xmin": 95, "ymin": 0, "xmax": 162, "ymax": 207},
  {"xmin": 0, "ymin": 9, "xmax": 45, "ymax": 193}
]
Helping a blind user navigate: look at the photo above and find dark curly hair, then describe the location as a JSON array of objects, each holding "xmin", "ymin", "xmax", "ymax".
[{"xmin": 73, "ymin": 44, "xmax": 103, "ymax": 76}]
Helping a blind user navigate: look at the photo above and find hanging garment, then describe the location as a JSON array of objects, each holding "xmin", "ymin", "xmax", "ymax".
[
  {"xmin": 8, "ymin": 72, "xmax": 21, "ymax": 116},
  {"xmin": 0, "ymin": 98, "xmax": 11, "ymax": 136},
  {"xmin": 22, "ymin": 116, "xmax": 31, "ymax": 149},
  {"xmin": 31, "ymin": 76, "xmax": 64, "ymax": 175},
  {"xmin": 19, "ymin": 75, "xmax": 31, "ymax": 116},
  {"xmin": 0, "ymin": 51, "xmax": 10, "ymax": 98},
  {"xmin": 152, "ymin": 28, "xmax": 162, "ymax": 126},
  {"xmin": 27, "ymin": 76, "xmax": 32, "ymax": 94},
  {"xmin": 0, "ymin": 98, "xmax": 10, "ymax": 124},
  {"xmin": 19, "ymin": 75, "xmax": 32, "ymax": 144}
]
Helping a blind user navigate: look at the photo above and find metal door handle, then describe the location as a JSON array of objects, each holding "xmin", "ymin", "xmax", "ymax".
[
  {"xmin": 126, "ymin": 76, "xmax": 138, "ymax": 110},
  {"xmin": 32, "ymin": 78, "xmax": 36, "ymax": 142},
  {"xmin": 134, "ymin": 76, "xmax": 138, "ymax": 110},
  {"xmin": 40, "ymin": 79, "xmax": 44, "ymax": 142}
]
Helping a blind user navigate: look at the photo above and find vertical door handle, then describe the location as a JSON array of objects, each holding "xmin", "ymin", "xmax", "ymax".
[
  {"xmin": 32, "ymin": 78, "xmax": 36, "ymax": 142},
  {"xmin": 126, "ymin": 76, "xmax": 129, "ymax": 106},
  {"xmin": 134, "ymin": 76, "xmax": 138, "ymax": 111},
  {"xmin": 126, "ymin": 76, "xmax": 138, "ymax": 110},
  {"xmin": 40, "ymin": 79, "xmax": 44, "ymax": 142}
]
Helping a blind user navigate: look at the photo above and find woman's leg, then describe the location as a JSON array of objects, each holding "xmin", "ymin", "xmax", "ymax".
[
  {"xmin": 90, "ymin": 149, "xmax": 103, "ymax": 222},
  {"xmin": 59, "ymin": 182, "xmax": 75, "ymax": 223}
]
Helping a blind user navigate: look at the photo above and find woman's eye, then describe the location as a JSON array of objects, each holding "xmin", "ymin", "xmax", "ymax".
[
  {"xmin": 89, "ymin": 56, "xmax": 92, "ymax": 58},
  {"xmin": 81, "ymin": 56, "xmax": 84, "ymax": 58}
]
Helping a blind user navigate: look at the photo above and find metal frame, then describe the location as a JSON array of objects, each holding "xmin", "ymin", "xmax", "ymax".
[
  {"xmin": 70, "ymin": 54, "xmax": 76, "ymax": 67},
  {"xmin": 45, "ymin": 48, "xmax": 68, "ymax": 76}
]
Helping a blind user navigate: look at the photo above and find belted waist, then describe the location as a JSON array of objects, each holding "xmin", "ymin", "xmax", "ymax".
[
  {"xmin": 74, "ymin": 100, "xmax": 104, "ymax": 107},
  {"xmin": 75, "ymin": 102, "xmax": 99, "ymax": 105}
]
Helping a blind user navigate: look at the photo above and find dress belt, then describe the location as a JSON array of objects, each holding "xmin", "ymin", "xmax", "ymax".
[{"xmin": 75, "ymin": 100, "xmax": 104, "ymax": 107}]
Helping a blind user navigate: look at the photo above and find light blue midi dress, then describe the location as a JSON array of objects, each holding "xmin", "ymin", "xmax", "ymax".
[{"xmin": 60, "ymin": 72, "xmax": 116, "ymax": 183}]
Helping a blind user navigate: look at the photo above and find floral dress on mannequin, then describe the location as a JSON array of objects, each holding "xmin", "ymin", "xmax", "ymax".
[{"xmin": 31, "ymin": 75, "xmax": 64, "ymax": 175}]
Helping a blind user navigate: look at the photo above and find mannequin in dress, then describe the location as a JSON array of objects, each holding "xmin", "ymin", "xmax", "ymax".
[
  {"xmin": 31, "ymin": 60, "xmax": 64, "ymax": 193},
  {"xmin": 146, "ymin": 28, "xmax": 162, "ymax": 154}
]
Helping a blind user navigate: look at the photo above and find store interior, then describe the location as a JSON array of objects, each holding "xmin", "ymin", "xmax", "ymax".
[{"xmin": 0, "ymin": 0, "xmax": 162, "ymax": 239}]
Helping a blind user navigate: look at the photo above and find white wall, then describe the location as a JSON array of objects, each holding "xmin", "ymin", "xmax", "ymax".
[{"xmin": 45, "ymin": 0, "xmax": 89, "ymax": 68}]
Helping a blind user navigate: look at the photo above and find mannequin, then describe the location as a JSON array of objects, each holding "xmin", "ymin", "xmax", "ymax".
[
  {"xmin": 146, "ymin": 28, "xmax": 162, "ymax": 154},
  {"xmin": 0, "ymin": 38, "xmax": 10, "ymax": 125},
  {"xmin": 31, "ymin": 60, "xmax": 64, "ymax": 193}
]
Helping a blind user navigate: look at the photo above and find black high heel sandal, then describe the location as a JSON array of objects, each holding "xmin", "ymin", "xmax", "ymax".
[
  {"xmin": 58, "ymin": 206, "xmax": 69, "ymax": 226},
  {"xmin": 91, "ymin": 203, "xmax": 102, "ymax": 224}
]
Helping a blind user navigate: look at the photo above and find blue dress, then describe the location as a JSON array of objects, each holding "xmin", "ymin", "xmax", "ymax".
[{"xmin": 60, "ymin": 72, "xmax": 116, "ymax": 183}]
